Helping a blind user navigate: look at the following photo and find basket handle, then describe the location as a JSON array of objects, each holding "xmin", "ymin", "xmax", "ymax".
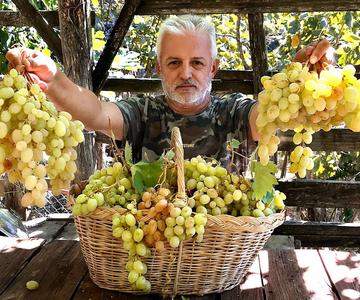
[{"xmin": 170, "ymin": 127, "xmax": 187, "ymax": 207}]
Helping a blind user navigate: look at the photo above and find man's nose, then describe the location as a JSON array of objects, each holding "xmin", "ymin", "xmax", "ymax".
[{"xmin": 179, "ymin": 64, "xmax": 192, "ymax": 80}]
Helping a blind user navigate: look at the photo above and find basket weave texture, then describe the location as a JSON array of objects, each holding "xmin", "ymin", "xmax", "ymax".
[{"xmin": 73, "ymin": 127, "xmax": 284, "ymax": 296}]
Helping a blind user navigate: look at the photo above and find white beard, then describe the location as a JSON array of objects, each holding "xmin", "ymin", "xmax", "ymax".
[{"xmin": 161, "ymin": 78, "xmax": 212, "ymax": 105}]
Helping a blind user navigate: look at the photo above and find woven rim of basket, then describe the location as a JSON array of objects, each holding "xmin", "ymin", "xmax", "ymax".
[{"xmin": 75, "ymin": 207, "xmax": 285, "ymax": 233}]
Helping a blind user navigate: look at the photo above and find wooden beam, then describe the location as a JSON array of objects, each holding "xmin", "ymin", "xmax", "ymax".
[
  {"xmin": 102, "ymin": 77, "xmax": 254, "ymax": 93},
  {"xmin": 0, "ymin": 10, "xmax": 95, "ymax": 27},
  {"xmin": 248, "ymin": 13, "xmax": 267, "ymax": 95},
  {"xmin": 278, "ymin": 179, "xmax": 360, "ymax": 208},
  {"xmin": 58, "ymin": 0, "xmax": 96, "ymax": 182},
  {"xmin": 100, "ymin": 70, "xmax": 359, "ymax": 94},
  {"xmin": 135, "ymin": 0, "xmax": 360, "ymax": 14},
  {"xmin": 92, "ymin": 0, "xmax": 142, "ymax": 93},
  {"xmin": 274, "ymin": 221, "xmax": 360, "ymax": 247},
  {"xmin": 10, "ymin": 0, "xmax": 62, "ymax": 62},
  {"xmin": 95, "ymin": 126, "xmax": 360, "ymax": 154},
  {"xmin": 278, "ymin": 128, "xmax": 360, "ymax": 152}
]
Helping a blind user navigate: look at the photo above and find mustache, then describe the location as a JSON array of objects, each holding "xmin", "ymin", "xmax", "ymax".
[{"xmin": 175, "ymin": 80, "xmax": 198, "ymax": 88}]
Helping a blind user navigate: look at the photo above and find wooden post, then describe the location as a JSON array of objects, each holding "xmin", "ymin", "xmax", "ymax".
[
  {"xmin": 248, "ymin": 13, "xmax": 268, "ymax": 96},
  {"xmin": 3, "ymin": 176, "xmax": 25, "ymax": 220},
  {"xmin": 58, "ymin": 0, "xmax": 96, "ymax": 182}
]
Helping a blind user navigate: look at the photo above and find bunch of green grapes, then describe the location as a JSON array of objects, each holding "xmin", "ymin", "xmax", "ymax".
[
  {"xmin": 164, "ymin": 202, "xmax": 207, "ymax": 245},
  {"xmin": 0, "ymin": 69, "xmax": 85, "ymax": 207},
  {"xmin": 112, "ymin": 211, "xmax": 152, "ymax": 293},
  {"xmin": 256, "ymin": 62, "xmax": 360, "ymax": 178},
  {"xmin": 184, "ymin": 155, "xmax": 285, "ymax": 217},
  {"xmin": 72, "ymin": 162, "xmax": 141, "ymax": 215}
]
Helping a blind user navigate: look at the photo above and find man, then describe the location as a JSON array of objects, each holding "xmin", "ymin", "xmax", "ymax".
[{"xmin": 6, "ymin": 15, "xmax": 334, "ymax": 163}]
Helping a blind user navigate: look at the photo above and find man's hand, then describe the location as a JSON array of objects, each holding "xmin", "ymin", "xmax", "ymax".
[
  {"xmin": 5, "ymin": 48, "xmax": 57, "ymax": 91},
  {"xmin": 293, "ymin": 39, "xmax": 336, "ymax": 71}
]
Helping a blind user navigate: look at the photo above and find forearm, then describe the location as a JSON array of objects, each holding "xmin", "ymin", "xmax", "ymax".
[
  {"xmin": 249, "ymin": 102, "xmax": 259, "ymax": 141},
  {"xmin": 46, "ymin": 70, "xmax": 102, "ymax": 128},
  {"xmin": 45, "ymin": 70, "xmax": 124, "ymax": 140}
]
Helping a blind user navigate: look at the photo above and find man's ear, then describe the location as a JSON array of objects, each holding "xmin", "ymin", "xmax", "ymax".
[{"xmin": 211, "ymin": 59, "xmax": 219, "ymax": 78}]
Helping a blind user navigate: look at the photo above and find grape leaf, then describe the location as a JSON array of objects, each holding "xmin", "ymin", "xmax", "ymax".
[
  {"xmin": 345, "ymin": 11, "xmax": 353, "ymax": 28},
  {"xmin": 230, "ymin": 138, "xmax": 240, "ymax": 149},
  {"xmin": 132, "ymin": 171, "xmax": 144, "ymax": 194},
  {"xmin": 261, "ymin": 191, "xmax": 274, "ymax": 205},
  {"xmin": 251, "ymin": 160, "xmax": 278, "ymax": 200},
  {"xmin": 125, "ymin": 141, "xmax": 133, "ymax": 166},
  {"xmin": 131, "ymin": 158, "xmax": 164, "ymax": 193}
]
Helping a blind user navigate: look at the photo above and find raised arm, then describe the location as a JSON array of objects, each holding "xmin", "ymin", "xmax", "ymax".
[
  {"xmin": 5, "ymin": 48, "xmax": 124, "ymax": 140},
  {"xmin": 248, "ymin": 39, "xmax": 336, "ymax": 141}
]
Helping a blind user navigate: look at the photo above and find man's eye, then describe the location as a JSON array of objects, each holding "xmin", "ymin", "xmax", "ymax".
[
  {"xmin": 193, "ymin": 61, "xmax": 204, "ymax": 66},
  {"xmin": 168, "ymin": 61, "xmax": 179, "ymax": 66}
]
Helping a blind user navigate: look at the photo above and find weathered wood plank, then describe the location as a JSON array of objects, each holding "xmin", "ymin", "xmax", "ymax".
[
  {"xmin": 278, "ymin": 128, "xmax": 360, "ymax": 151},
  {"xmin": 1, "ymin": 3, "xmax": 359, "ymax": 26},
  {"xmin": 56, "ymin": 222, "xmax": 79, "ymax": 241},
  {"xmin": 248, "ymin": 13, "xmax": 267, "ymax": 95},
  {"xmin": 11, "ymin": 0, "xmax": 62, "ymax": 62},
  {"xmin": 58, "ymin": 1, "xmax": 96, "ymax": 182},
  {"xmin": 95, "ymin": 125, "xmax": 360, "ymax": 154},
  {"xmin": 277, "ymin": 179, "xmax": 360, "ymax": 208},
  {"xmin": 296, "ymin": 237, "xmax": 360, "ymax": 248},
  {"xmin": 0, "ymin": 240, "xmax": 87, "ymax": 300},
  {"xmin": 3, "ymin": 178, "xmax": 25, "ymax": 219},
  {"xmin": 73, "ymin": 273, "xmax": 121, "ymax": 300},
  {"xmin": 221, "ymin": 256, "xmax": 264, "ymax": 300},
  {"xmin": 27, "ymin": 220, "xmax": 69, "ymax": 242},
  {"xmin": 136, "ymin": 0, "xmax": 360, "ymax": 14},
  {"xmin": 0, "ymin": 10, "xmax": 95, "ymax": 26},
  {"xmin": 0, "ymin": 238, "xmax": 43, "ymax": 295},
  {"xmin": 73, "ymin": 272, "xmax": 166, "ymax": 299},
  {"xmin": 102, "ymin": 77, "xmax": 254, "ymax": 93},
  {"xmin": 92, "ymin": 0, "xmax": 142, "ymax": 93},
  {"xmin": 259, "ymin": 249, "xmax": 335, "ymax": 300},
  {"xmin": 100, "ymin": 72, "xmax": 359, "ymax": 94},
  {"xmin": 274, "ymin": 221, "xmax": 360, "ymax": 247},
  {"xmin": 319, "ymin": 250, "xmax": 360, "ymax": 300}
]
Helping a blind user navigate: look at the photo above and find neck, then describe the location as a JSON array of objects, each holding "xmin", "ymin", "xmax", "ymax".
[{"xmin": 166, "ymin": 95, "xmax": 211, "ymax": 115}]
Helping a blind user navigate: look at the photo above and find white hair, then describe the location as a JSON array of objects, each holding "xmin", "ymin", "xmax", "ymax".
[{"xmin": 156, "ymin": 15, "xmax": 217, "ymax": 61}]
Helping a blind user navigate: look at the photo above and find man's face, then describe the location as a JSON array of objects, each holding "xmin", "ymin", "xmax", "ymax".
[{"xmin": 157, "ymin": 32, "xmax": 218, "ymax": 106}]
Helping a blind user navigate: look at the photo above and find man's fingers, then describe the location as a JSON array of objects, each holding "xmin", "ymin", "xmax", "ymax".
[
  {"xmin": 5, "ymin": 48, "xmax": 22, "ymax": 66},
  {"xmin": 309, "ymin": 39, "xmax": 330, "ymax": 64},
  {"xmin": 28, "ymin": 73, "xmax": 48, "ymax": 91},
  {"xmin": 305, "ymin": 46, "xmax": 315, "ymax": 57}
]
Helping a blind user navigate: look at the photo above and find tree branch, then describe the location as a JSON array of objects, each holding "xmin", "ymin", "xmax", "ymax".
[
  {"xmin": 11, "ymin": 0, "xmax": 62, "ymax": 62},
  {"xmin": 92, "ymin": 0, "xmax": 142, "ymax": 93}
]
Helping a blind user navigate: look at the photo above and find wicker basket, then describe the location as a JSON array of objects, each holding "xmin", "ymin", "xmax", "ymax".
[{"xmin": 72, "ymin": 127, "xmax": 284, "ymax": 296}]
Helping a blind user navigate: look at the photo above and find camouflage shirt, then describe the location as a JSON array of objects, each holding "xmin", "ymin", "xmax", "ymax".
[{"xmin": 115, "ymin": 93, "xmax": 256, "ymax": 167}]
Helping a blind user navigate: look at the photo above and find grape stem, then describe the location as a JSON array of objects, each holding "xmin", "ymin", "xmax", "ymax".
[{"xmin": 107, "ymin": 117, "xmax": 127, "ymax": 166}]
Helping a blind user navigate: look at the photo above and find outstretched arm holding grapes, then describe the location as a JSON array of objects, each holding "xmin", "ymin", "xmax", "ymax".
[
  {"xmin": 6, "ymin": 16, "xmax": 336, "ymax": 164},
  {"xmin": 6, "ymin": 48, "xmax": 125, "ymax": 140}
]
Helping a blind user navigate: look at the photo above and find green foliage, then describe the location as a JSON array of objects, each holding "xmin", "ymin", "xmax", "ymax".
[
  {"xmin": 0, "ymin": 0, "xmax": 59, "ymax": 73},
  {"xmin": 314, "ymin": 152, "xmax": 360, "ymax": 181},
  {"xmin": 313, "ymin": 151, "xmax": 360, "ymax": 222},
  {"xmin": 251, "ymin": 160, "xmax": 278, "ymax": 201},
  {"xmin": 264, "ymin": 12, "xmax": 360, "ymax": 70},
  {"xmin": 130, "ymin": 159, "xmax": 164, "ymax": 194},
  {"xmin": 124, "ymin": 141, "xmax": 166, "ymax": 194}
]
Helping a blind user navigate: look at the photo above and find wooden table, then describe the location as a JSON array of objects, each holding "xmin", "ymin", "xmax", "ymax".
[{"xmin": 0, "ymin": 220, "xmax": 359, "ymax": 300}]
